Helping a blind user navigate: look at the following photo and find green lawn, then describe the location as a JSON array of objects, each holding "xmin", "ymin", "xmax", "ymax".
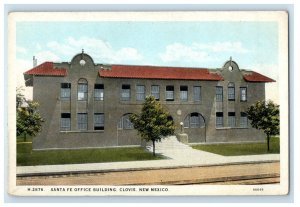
[
  {"xmin": 192, "ymin": 137, "xmax": 280, "ymax": 156},
  {"xmin": 17, "ymin": 141, "xmax": 163, "ymax": 166},
  {"xmin": 17, "ymin": 133, "xmax": 33, "ymax": 143}
]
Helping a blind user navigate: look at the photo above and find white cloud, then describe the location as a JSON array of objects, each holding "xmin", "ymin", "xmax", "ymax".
[
  {"xmin": 114, "ymin": 48, "xmax": 143, "ymax": 61},
  {"xmin": 193, "ymin": 41, "xmax": 250, "ymax": 53},
  {"xmin": 15, "ymin": 59, "xmax": 33, "ymax": 100},
  {"xmin": 246, "ymin": 63, "xmax": 279, "ymax": 104},
  {"xmin": 246, "ymin": 63, "xmax": 278, "ymax": 82},
  {"xmin": 16, "ymin": 46, "xmax": 27, "ymax": 54},
  {"xmin": 159, "ymin": 42, "xmax": 215, "ymax": 63},
  {"xmin": 35, "ymin": 50, "xmax": 61, "ymax": 63},
  {"xmin": 35, "ymin": 43, "xmax": 42, "ymax": 50},
  {"xmin": 265, "ymin": 83, "xmax": 279, "ymax": 104},
  {"xmin": 45, "ymin": 36, "xmax": 143, "ymax": 63},
  {"xmin": 159, "ymin": 41, "xmax": 250, "ymax": 64}
]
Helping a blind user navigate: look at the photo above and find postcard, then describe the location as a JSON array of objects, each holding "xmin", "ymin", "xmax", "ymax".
[{"xmin": 8, "ymin": 11, "xmax": 288, "ymax": 196}]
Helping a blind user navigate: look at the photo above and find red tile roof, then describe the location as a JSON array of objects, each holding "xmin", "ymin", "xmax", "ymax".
[
  {"xmin": 243, "ymin": 71, "xmax": 275, "ymax": 82},
  {"xmin": 99, "ymin": 65, "xmax": 223, "ymax": 81},
  {"xmin": 24, "ymin": 62, "xmax": 67, "ymax": 76}
]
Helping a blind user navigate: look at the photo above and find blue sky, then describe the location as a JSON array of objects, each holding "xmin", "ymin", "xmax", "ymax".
[
  {"xmin": 15, "ymin": 21, "xmax": 279, "ymax": 101},
  {"xmin": 16, "ymin": 21, "xmax": 278, "ymax": 68}
]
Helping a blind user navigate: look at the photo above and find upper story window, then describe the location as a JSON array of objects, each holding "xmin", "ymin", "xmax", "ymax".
[
  {"xmin": 77, "ymin": 78, "xmax": 88, "ymax": 101},
  {"xmin": 228, "ymin": 82, "xmax": 235, "ymax": 101},
  {"xmin": 180, "ymin": 86, "xmax": 188, "ymax": 101},
  {"xmin": 94, "ymin": 84, "xmax": 104, "ymax": 101},
  {"xmin": 136, "ymin": 85, "xmax": 145, "ymax": 101},
  {"xmin": 240, "ymin": 87, "xmax": 247, "ymax": 102},
  {"xmin": 216, "ymin": 86, "xmax": 223, "ymax": 102},
  {"xmin": 166, "ymin": 85, "xmax": 174, "ymax": 101},
  {"xmin": 61, "ymin": 83, "xmax": 71, "ymax": 101},
  {"xmin": 193, "ymin": 86, "xmax": 201, "ymax": 102},
  {"xmin": 121, "ymin": 84, "xmax": 131, "ymax": 101},
  {"xmin": 228, "ymin": 112, "xmax": 236, "ymax": 127},
  {"xmin": 60, "ymin": 113, "xmax": 71, "ymax": 131},
  {"xmin": 151, "ymin": 85, "xmax": 160, "ymax": 100},
  {"xmin": 94, "ymin": 113, "xmax": 104, "ymax": 130}
]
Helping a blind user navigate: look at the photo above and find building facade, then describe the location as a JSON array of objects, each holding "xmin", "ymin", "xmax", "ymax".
[{"xmin": 24, "ymin": 52, "xmax": 274, "ymax": 150}]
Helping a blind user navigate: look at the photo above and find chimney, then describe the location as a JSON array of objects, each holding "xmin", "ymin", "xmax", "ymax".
[{"xmin": 33, "ymin": 56, "xmax": 37, "ymax": 67}]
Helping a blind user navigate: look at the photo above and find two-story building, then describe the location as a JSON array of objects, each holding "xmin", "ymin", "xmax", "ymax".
[{"xmin": 23, "ymin": 51, "xmax": 274, "ymax": 150}]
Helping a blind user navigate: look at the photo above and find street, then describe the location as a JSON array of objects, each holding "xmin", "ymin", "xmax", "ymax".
[{"xmin": 17, "ymin": 161, "xmax": 279, "ymax": 185}]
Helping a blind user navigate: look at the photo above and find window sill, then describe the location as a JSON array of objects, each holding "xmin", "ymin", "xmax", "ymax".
[
  {"xmin": 118, "ymin": 101, "xmax": 203, "ymax": 105},
  {"xmin": 60, "ymin": 130, "xmax": 104, "ymax": 133},
  {"xmin": 183, "ymin": 127, "xmax": 205, "ymax": 129},
  {"xmin": 216, "ymin": 127, "xmax": 249, "ymax": 130}
]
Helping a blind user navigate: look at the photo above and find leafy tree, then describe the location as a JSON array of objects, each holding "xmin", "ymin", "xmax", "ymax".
[
  {"xmin": 16, "ymin": 88, "xmax": 44, "ymax": 142},
  {"xmin": 246, "ymin": 100, "xmax": 279, "ymax": 151},
  {"xmin": 130, "ymin": 96, "xmax": 175, "ymax": 156},
  {"xmin": 16, "ymin": 87, "xmax": 25, "ymax": 108}
]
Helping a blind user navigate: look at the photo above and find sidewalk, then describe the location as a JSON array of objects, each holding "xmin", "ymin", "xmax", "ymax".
[{"xmin": 17, "ymin": 136, "xmax": 280, "ymax": 176}]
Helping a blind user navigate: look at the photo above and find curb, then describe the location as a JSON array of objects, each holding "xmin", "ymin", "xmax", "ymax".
[{"xmin": 17, "ymin": 160, "xmax": 280, "ymax": 177}]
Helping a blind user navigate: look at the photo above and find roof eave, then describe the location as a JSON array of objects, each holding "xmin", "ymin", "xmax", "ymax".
[{"xmin": 23, "ymin": 74, "xmax": 33, "ymax": 87}]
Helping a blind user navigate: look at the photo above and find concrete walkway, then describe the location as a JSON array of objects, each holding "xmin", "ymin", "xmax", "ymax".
[{"xmin": 17, "ymin": 136, "xmax": 280, "ymax": 176}]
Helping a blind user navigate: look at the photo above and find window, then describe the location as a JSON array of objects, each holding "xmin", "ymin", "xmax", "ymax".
[
  {"xmin": 94, "ymin": 113, "xmax": 104, "ymax": 130},
  {"xmin": 216, "ymin": 112, "xmax": 223, "ymax": 128},
  {"xmin": 240, "ymin": 87, "xmax": 247, "ymax": 102},
  {"xmin": 184, "ymin": 113, "xmax": 205, "ymax": 128},
  {"xmin": 78, "ymin": 79, "xmax": 88, "ymax": 101},
  {"xmin": 166, "ymin": 86, "xmax": 174, "ymax": 101},
  {"xmin": 61, "ymin": 83, "xmax": 71, "ymax": 100},
  {"xmin": 118, "ymin": 114, "xmax": 134, "ymax": 129},
  {"xmin": 240, "ymin": 112, "xmax": 248, "ymax": 128},
  {"xmin": 94, "ymin": 84, "xmax": 104, "ymax": 101},
  {"xmin": 136, "ymin": 85, "xmax": 145, "ymax": 101},
  {"xmin": 121, "ymin": 84, "xmax": 131, "ymax": 101},
  {"xmin": 77, "ymin": 113, "xmax": 87, "ymax": 130},
  {"xmin": 151, "ymin": 85, "xmax": 160, "ymax": 100},
  {"xmin": 228, "ymin": 82, "xmax": 235, "ymax": 101},
  {"xmin": 228, "ymin": 112, "xmax": 236, "ymax": 127},
  {"xmin": 216, "ymin": 86, "xmax": 223, "ymax": 102},
  {"xmin": 193, "ymin": 86, "xmax": 201, "ymax": 101},
  {"xmin": 180, "ymin": 86, "xmax": 188, "ymax": 101},
  {"xmin": 60, "ymin": 113, "xmax": 71, "ymax": 131}
]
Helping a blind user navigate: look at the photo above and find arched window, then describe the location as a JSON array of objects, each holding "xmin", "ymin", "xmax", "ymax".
[
  {"xmin": 184, "ymin": 113, "xmax": 205, "ymax": 128},
  {"xmin": 78, "ymin": 78, "xmax": 88, "ymax": 101},
  {"xmin": 118, "ymin": 113, "xmax": 134, "ymax": 130},
  {"xmin": 228, "ymin": 82, "xmax": 235, "ymax": 101}
]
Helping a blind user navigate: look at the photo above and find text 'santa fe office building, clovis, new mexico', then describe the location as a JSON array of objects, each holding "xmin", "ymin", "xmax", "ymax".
[{"xmin": 24, "ymin": 51, "xmax": 275, "ymax": 150}]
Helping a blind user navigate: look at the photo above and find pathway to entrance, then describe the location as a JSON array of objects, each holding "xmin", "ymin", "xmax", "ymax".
[
  {"xmin": 146, "ymin": 136, "xmax": 223, "ymax": 165},
  {"xmin": 146, "ymin": 136, "xmax": 279, "ymax": 165}
]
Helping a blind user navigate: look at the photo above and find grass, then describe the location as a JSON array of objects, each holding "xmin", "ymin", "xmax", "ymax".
[
  {"xmin": 17, "ymin": 139, "xmax": 163, "ymax": 166},
  {"xmin": 192, "ymin": 137, "xmax": 280, "ymax": 156},
  {"xmin": 17, "ymin": 133, "xmax": 33, "ymax": 143}
]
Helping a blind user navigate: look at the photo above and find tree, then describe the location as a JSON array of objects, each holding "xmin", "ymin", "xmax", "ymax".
[
  {"xmin": 16, "ymin": 88, "xmax": 44, "ymax": 141},
  {"xmin": 16, "ymin": 87, "xmax": 26, "ymax": 108},
  {"xmin": 246, "ymin": 100, "xmax": 279, "ymax": 151},
  {"xmin": 130, "ymin": 96, "xmax": 175, "ymax": 156}
]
